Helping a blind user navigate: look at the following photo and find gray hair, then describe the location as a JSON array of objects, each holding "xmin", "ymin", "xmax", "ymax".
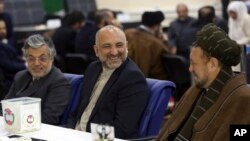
[{"xmin": 22, "ymin": 34, "xmax": 56, "ymax": 58}]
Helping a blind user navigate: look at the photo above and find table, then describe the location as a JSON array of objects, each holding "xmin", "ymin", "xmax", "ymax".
[{"xmin": 0, "ymin": 117, "xmax": 126, "ymax": 141}]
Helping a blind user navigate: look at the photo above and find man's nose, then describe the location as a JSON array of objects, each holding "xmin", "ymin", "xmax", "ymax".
[
  {"xmin": 189, "ymin": 64, "xmax": 193, "ymax": 72},
  {"xmin": 34, "ymin": 58, "xmax": 40, "ymax": 65},
  {"xmin": 110, "ymin": 46, "xmax": 118, "ymax": 55}
]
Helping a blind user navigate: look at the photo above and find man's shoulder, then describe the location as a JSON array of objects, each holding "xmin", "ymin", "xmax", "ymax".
[
  {"xmin": 119, "ymin": 58, "xmax": 145, "ymax": 78},
  {"xmin": 12, "ymin": 70, "xmax": 30, "ymax": 82},
  {"xmin": 221, "ymin": 73, "xmax": 250, "ymax": 97},
  {"xmin": 49, "ymin": 67, "xmax": 68, "ymax": 81},
  {"xmin": 15, "ymin": 69, "xmax": 29, "ymax": 77},
  {"xmin": 86, "ymin": 60, "xmax": 101, "ymax": 70},
  {"xmin": 225, "ymin": 73, "xmax": 246, "ymax": 87}
]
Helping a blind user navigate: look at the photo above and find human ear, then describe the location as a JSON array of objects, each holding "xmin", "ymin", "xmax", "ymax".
[
  {"xmin": 209, "ymin": 57, "xmax": 219, "ymax": 71},
  {"xmin": 94, "ymin": 45, "xmax": 99, "ymax": 57}
]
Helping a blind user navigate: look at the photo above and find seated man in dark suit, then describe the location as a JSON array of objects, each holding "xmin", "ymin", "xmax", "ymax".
[
  {"xmin": 5, "ymin": 34, "xmax": 71, "ymax": 125},
  {"xmin": 67, "ymin": 25, "xmax": 149, "ymax": 139},
  {"xmin": 0, "ymin": 18, "xmax": 25, "ymax": 100}
]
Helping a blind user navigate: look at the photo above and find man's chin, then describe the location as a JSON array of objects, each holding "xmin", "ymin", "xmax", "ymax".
[
  {"xmin": 105, "ymin": 62, "xmax": 122, "ymax": 69},
  {"xmin": 31, "ymin": 72, "xmax": 45, "ymax": 79}
]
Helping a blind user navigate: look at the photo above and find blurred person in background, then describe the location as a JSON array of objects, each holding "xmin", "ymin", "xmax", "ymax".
[
  {"xmin": 167, "ymin": 3, "xmax": 196, "ymax": 60},
  {"xmin": 227, "ymin": 1, "xmax": 250, "ymax": 72},
  {"xmin": 125, "ymin": 11, "xmax": 170, "ymax": 80},
  {"xmin": 75, "ymin": 8, "xmax": 122, "ymax": 62},
  {"xmin": 0, "ymin": 18, "xmax": 25, "ymax": 100},
  {"xmin": 0, "ymin": 0, "xmax": 14, "ymax": 45},
  {"xmin": 227, "ymin": 1, "xmax": 250, "ymax": 45},
  {"xmin": 52, "ymin": 10, "xmax": 84, "ymax": 59},
  {"xmin": 175, "ymin": 5, "xmax": 230, "ymax": 61},
  {"xmin": 200, "ymin": 6, "xmax": 228, "ymax": 33}
]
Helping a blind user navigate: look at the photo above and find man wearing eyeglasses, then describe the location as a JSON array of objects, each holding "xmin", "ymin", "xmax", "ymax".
[{"xmin": 4, "ymin": 34, "xmax": 71, "ymax": 125}]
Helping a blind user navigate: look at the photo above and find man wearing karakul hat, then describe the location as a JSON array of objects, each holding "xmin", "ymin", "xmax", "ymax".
[
  {"xmin": 125, "ymin": 11, "xmax": 170, "ymax": 80},
  {"xmin": 156, "ymin": 23, "xmax": 250, "ymax": 141}
]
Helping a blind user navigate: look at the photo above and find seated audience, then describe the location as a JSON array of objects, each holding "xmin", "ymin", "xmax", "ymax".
[
  {"xmin": 67, "ymin": 25, "xmax": 149, "ymax": 139},
  {"xmin": 156, "ymin": 24, "xmax": 250, "ymax": 141},
  {"xmin": 198, "ymin": 5, "xmax": 228, "ymax": 33},
  {"xmin": 125, "ymin": 11, "xmax": 170, "ymax": 80},
  {"xmin": 52, "ymin": 10, "xmax": 84, "ymax": 59},
  {"xmin": 5, "ymin": 34, "xmax": 71, "ymax": 125},
  {"xmin": 0, "ymin": 0, "xmax": 14, "ymax": 45},
  {"xmin": 0, "ymin": 18, "xmax": 25, "ymax": 100},
  {"xmin": 175, "ymin": 5, "xmax": 229, "ymax": 62},
  {"xmin": 0, "ymin": 68, "xmax": 5, "ymax": 99}
]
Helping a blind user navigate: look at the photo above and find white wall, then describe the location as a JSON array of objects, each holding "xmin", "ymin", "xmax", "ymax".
[{"xmin": 96, "ymin": 0, "xmax": 222, "ymax": 27}]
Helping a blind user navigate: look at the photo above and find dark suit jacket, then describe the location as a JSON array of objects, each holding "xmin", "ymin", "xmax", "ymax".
[
  {"xmin": 67, "ymin": 58, "xmax": 149, "ymax": 139},
  {"xmin": 0, "ymin": 42, "xmax": 25, "ymax": 98},
  {"xmin": 52, "ymin": 25, "xmax": 77, "ymax": 58},
  {"xmin": 0, "ymin": 13, "xmax": 14, "ymax": 45},
  {"xmin": 5, "ymin": 66, "xmax": 71, "ymax": 125},
  {"xmin": 0, "ymin": 68, "xmax": 6, "ymax": 100},
  {"xmin": 74, "ymin": 21, "xmax": 98, "ymax": 60}
]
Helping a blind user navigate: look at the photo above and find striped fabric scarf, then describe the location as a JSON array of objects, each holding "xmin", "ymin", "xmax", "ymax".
[{"xmin": 173, "ymin": 65, "xmax": 233, "ymax": 141}]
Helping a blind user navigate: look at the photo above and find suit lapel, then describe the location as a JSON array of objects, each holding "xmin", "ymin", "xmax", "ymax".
[
  {"xmin": 169, "ymin": 86, "xmax": 201, "ymax": 132},
  {"xmin": 88, "ymin": 59, "xmax": 128, "ymax": 121},
  {"xmin": 88, "ymin": 70, "xmax": 119, "ymax": 120},
  {"xmin": 16, "ymin": 75, "xmax": 32, "ymax": 96},
  {"xmin": 157, "ymin": 85, "xmax": 202, "ymax": 141},
  {"xmin": 16, "ymin": 71, "xmax": 49, "ymax": 97},
  {"xmin": 77, "ymin": 64, "xmax": 102, "ymax": 119}
]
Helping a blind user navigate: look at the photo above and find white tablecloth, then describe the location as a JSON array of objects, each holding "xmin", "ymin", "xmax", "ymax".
[{"xmin": 0, "ymin": 117, "xmax": 126, "ymax": 141}]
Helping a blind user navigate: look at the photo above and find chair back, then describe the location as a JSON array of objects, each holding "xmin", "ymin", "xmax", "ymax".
[
  {"xmin": 162, "ymin": 54, "xmax": 191, "ymax": 100},
  {"xmin": 54, "ymin": 55, "xmax": 66, "ymax": 72},
  {"xmin": 139, "ymin": 78, "xmax": 176, "ymax": 137},
  {"xmin": 60, "ymin": 73, "xmax": 84, "ymax": 125},
  {"xmin": 162, "ymin": 54, "xmax": 190, "ymax": 84},
  {"xmin": 65, "ymin": 53, "xmax": 92, "ymax": 74},
  {"xmin": 246, "ymin": 53, "xmax": 250, "ymax": 84}
]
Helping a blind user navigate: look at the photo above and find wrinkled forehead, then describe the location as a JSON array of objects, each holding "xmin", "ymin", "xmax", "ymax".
[
  {"xmin": 190, "ymin": 47, "xmax": 205, "ymax": 61},
  {"xmin": 26, "ymin": 45, "xmax": 50, "ymax": 56}
]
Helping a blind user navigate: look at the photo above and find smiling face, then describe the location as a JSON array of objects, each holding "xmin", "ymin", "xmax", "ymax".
[
  {"xmin": 25, "ymin": 45, "xmax": 53, "ymax": 79},
  {"xmin": 189, "ymin": 46, "xmax": 222, "ymax": 88},
  {"xmin": 94, "ymin": 26, "xmax": 128, "ymax": 69}
]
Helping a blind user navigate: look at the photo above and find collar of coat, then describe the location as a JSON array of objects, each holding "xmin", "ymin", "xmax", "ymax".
[{"xmin": 158, "ymin": 69, "xmax": 246, "ymax": 140}]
